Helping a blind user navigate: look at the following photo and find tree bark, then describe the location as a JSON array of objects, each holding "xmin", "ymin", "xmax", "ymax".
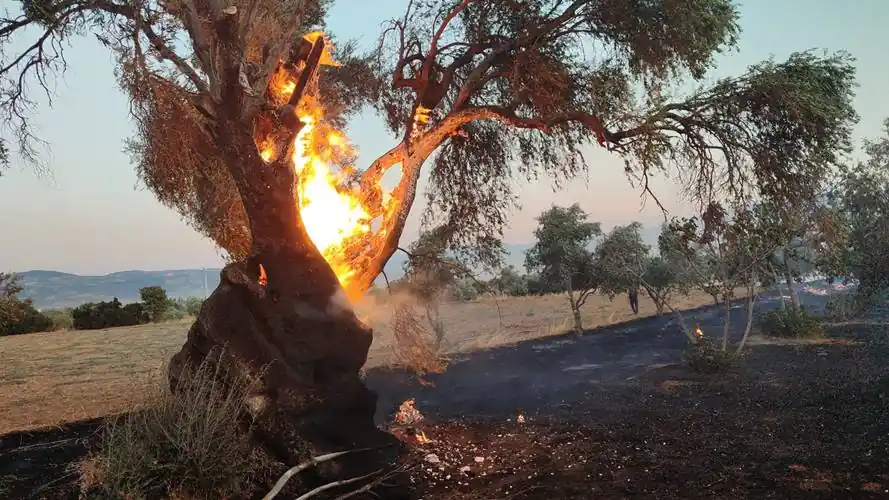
[
  {"xmin": 721, "ymin": 295, "xmax": 731, "ymax": 351},
  {"xmin": 782, "ymin": 248, "xmax": 801, "ymax": 312},
  {"xmin": 736, "ymin": 282, "xmax": 757, "ymax": 354},
  {"xmin": 566, "ymin": 278, "xmax": 583, "ymax": 334},
  {"xmin": 168, "ymin": 115, "xmax": 404, "ymax": 491}
]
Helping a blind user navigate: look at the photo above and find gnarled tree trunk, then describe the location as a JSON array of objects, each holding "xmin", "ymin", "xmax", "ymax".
[{"xmin": 168, "ymin": 111, "xmax": 403, "ymax": 490}]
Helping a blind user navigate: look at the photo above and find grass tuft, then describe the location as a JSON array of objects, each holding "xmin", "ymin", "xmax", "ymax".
[{"xmin": 78, "ymin": 356, "xmax": 272, "ymax": 499}]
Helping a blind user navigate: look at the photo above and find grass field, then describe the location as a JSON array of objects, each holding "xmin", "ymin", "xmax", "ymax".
[{"xmin": 0, "ymin": 290, "xmax": 724, "ymax": 435}]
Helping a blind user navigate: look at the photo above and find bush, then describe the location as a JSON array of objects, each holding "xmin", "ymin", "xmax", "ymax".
[
  {"xmin": 0, "ymin": 298, "xmax": 53, "ymax": 335},
  {"xmin": 824, "ymin": 293, "xmax": 872, "ymax": 320},
  {"xmin": 451, "ymin": 277, "xmax": 481, "ymax": 301},
  {"xmin": 80, "ymin": 358, "xmax": 271, "ymax": 499},
  {"xmin": 760, "ymin": 309, "xmax": 825, "ymax": 338},
  {"xmin": 683, "ymin": 337, "xmax": 736, "ymax": 374},
  {"xmin": 175, "ymin": 296, "xmax": 204, "ymax": 317},
  {"xmin": 72, "ymin": 298, "xmax": 150, "ymax": 330},
  {"xmin": 42, "ymin": 308, "xmax": 74, "ymax": 330}
]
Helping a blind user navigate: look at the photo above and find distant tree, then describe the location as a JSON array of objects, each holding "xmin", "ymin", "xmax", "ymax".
[
  {"xmin": 751, "ymin": 200, "xmax": 834, "ymax": 312},
  {"xmin": 641, "ymin": 256, "xmax": 682, "ymax": 315},
  {"xmin": 595, "ymin": 222, "xmax": 650, "ymax": 296},
  {"xmin": 824, "ymin": 118, "xmax": 889, "ymax": 301},
  {"xmin": 0, "ymin": 272, "xmax": 52, "ymax": 336},
  {"xmin": 490, "ymin": 265, "xmax": 528, "ymax": 296},
  {"xmin": 525, "ymin": 204, "xmax": 601, "ymax": 333},
  {"xmin": 667, "ymin": 206, "xmax": 777, "ymax": 351},
  {"xmin": 139, "ymin": 286, "xmax": 172, "ymax": 323},
  {"xmin": 176, "ymin": 297, "xmax": 205, "ymax": 317}
]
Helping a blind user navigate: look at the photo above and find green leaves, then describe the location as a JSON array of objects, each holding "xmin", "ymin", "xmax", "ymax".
[
  {"xmin": 827, "ymin": 118, "xmax": 889, "ymax": 296},
  {"xmin": 524, "ymin": 203, "xmax": 601, "ymax": 290}
]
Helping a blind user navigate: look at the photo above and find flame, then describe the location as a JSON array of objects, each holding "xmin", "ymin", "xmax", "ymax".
[
  {"xmin": 292, "ymin": 114, "xmax": 370, "ymax": 288},
  {"xmin": 414, "ymin": 429, "xmax": 433, "ymax": 444},
  {"xmin": 261, "ymin": 60, "xmax": 372, "ymax": 295},
  {"xmin": 258, "ymin": 264, "xmax": 268, "ymax": 287}
]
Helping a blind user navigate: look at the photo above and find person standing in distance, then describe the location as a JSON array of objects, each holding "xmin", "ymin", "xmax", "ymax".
[{"xmin": 628, "ymin": 284, "xmax": 639, "ymax": 314}]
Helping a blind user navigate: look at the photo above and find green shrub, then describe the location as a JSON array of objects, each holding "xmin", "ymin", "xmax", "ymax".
[
  {"xmin": 760, "ymin": 309, "xmax": 825, "ymax": 338},
  {"xmin": 80, "ymin": 358, "xmax": 270, "ymax": 499},
  {"xmin": 0, "ymin": 299, "xmax": 53, "ymax": 335},
  {"xmin": 72, "ymin": 299, "xmax": 150, "ymax": 330},
  {"xmin": 683, "ymin": 337, "xmax": 736, "ymax": 374},
  {"xmin": 42, "ymin": 308, "xmax": 74, "ymax": 330},
  {"xmin": 176, "ymin": 296, "xmax": 204, "ymax": 317},
  {"xmin": 824, "ymin": 293, "xmax": 871, "ymax": 320},
  {"xmin": 451, "ymin": 277, "xmax": 481, "ymax": 301}
]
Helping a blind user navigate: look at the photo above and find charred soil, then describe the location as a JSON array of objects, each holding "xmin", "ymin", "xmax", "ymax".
[{"xmin": 2, "ymin": 313, "xmax": 889, "ymax": 499}]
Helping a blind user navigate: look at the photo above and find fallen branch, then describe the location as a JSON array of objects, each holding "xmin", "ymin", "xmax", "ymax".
[
  {"xmin": 263, "ymin": 448, "xmax": 373, "ymax": 500},
  {"xmin": 333, "ymin": 463, "xmax": 414, "ymax": 500},
  {"xmin": 296, "ymin": 470, "xmax": 383, "ymax": 500}
]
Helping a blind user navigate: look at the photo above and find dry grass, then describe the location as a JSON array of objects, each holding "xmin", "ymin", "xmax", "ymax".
[
  {"xmin": 79, "ymin": 356, "xmax": 270, "ymax": 499},
  {"xmin": 0, "ymin": 291, "xmax": 721, "ymax": 435}
]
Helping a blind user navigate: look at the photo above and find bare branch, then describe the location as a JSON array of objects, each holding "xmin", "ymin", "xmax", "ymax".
[
  {"xmin": 94, "ymin": 1, "xmax": 210, "ymax": 95},
  {"xmin": 263, "ymin": 448, "xmax": 374, "ymax": 500},
  {"xmin": 295, "ymin": 470, "xmax": 383, "ymax": 500}
]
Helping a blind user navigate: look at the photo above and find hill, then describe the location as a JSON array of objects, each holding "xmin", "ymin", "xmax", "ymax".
[{"xmin": 15, "ymin": 269, "xmax": 220, "ymax": 309}]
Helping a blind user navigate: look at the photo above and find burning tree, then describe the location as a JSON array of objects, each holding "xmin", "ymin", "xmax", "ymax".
[{"xmin": 1, "ymin": 0, "xmax": 858, "ymax": 488}]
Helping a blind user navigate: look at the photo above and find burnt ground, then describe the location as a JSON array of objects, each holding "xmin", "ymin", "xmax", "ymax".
[{"xmin": 3, "ymin": 286, "xmax": 889, "ymax": 499}]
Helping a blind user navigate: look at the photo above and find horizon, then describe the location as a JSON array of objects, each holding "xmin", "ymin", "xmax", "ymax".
[{"xmin": 1, "ymin": 0, "xmax": 887, "ymax": 275}]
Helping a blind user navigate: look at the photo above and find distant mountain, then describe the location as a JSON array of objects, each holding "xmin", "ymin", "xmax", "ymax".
[
  {"xmin": 15, "ymin": 269, "xmax": 220, "ymax": 309},
  {"xmin": 15, "ymin": 226, "xmax": 661, "ymax": 309}
]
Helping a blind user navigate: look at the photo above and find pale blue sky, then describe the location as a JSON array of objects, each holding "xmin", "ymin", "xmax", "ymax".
[{"xmin": 1, "ymin": 0, "xmax": 887, "ymax": 275}]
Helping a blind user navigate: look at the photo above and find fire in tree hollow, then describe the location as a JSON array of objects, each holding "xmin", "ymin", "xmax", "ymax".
[{"xmin": 256, "ymin": 32, "xmax": 385, "ymax": 296}]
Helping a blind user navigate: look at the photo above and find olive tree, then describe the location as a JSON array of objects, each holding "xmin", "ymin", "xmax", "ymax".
[{"xmin": 525, "ymin": 204, "xmax": 601, "ymax": 333}]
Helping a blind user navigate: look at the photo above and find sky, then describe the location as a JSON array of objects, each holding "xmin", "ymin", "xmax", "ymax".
[{"xmin": 0, "ymin": 0, "xmax": 887, "ymax": 275}]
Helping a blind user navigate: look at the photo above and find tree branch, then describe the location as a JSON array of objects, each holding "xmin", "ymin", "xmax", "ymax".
[
  {"xmin": 263, "ymin": 448, "xmax": 376, "ymax": 500},
  {"xmin": 95, "ymin": 1, "xmax": 210, "ymax": 95}
]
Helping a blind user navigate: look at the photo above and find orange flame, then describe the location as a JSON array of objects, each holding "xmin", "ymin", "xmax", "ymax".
[
  {"xmin": 258, "ymin": 264, "xmax": 268, "ymax": 287},
  {"xmin": 261, "ymin": 49, "xmax": 372, "ymax": 296},
  {"xmin": 414, "ymin": 429, "xmax": 433, "ymax": 444}
]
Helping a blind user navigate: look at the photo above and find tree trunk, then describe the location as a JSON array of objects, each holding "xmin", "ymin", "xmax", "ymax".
[
  {"xmin": 721, "ymin": 295, "xmax": 731, "ymax": 351},
  {"xmin": 736, "ymin": 282, "xmax": 757, "ymax": 354},
  {"xmin": 572, "ymin": 305, "xmax": 583, "ymax": 334},
  {"xmin": 168, "ymin": 116, "xmax": 403, "ymax": 490},
  {"xmin": 782, "ymin": 248, "xmax": 801, "ymax": 312},
  {"xmin": 653, "ymin": 295, "xmax": 665, "ymax": 315},
  {"xmin": 776, "ymin": 276, "xmax": 787, "ymax": 311},
  {"xmin": 566, "ymin": 278, "xmax": 583, "ymax": 334}
]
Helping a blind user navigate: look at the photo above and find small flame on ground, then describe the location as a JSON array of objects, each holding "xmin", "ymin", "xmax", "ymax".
[
  {"xmin": 694, "ymin": 325, "xmax": 704, "ymax": 339},
  {"xmin": 414, "ymin": 430, "xmax": 433, "ymax": 444},
  {"xmin": 258, "ymin": 264, "xmax": 268, "ymax": 287}
]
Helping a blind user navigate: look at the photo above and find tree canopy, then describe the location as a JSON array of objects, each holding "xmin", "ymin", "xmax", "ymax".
[{"xmin": 825, "ymin": 118, "xmax": 889, "ymax": 296}]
